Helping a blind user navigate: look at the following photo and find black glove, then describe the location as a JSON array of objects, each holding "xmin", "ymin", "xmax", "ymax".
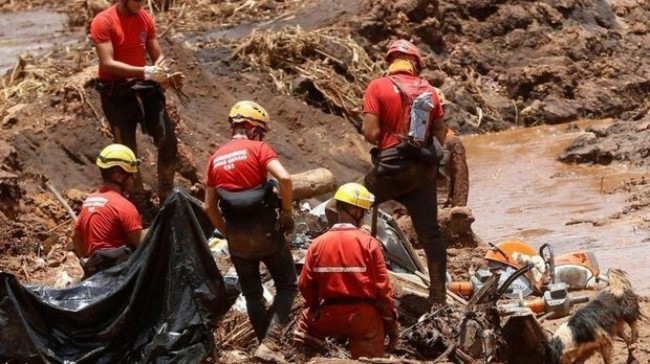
[{"xmin": 279, "ymin": 209, "xmax": 295, "ymax": 233}]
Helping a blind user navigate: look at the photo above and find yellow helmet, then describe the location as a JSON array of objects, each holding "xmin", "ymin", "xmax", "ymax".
[
  {"xmin": 334, "ymin": 183, "xmax": 375, "ymax": 210},
  {"xmin": 96, "ymin": 144, "xmax": 140, "ymax": 174},
  {"xmin": 433, "ymin": 87, "xmax": 447, "ymax": 106},
  {"xmin": 228, "ymin": 100, "xmax": 270, "ymax": 131}
]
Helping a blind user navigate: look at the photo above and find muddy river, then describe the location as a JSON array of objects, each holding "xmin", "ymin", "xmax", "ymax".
[
  {"xmin": 464, "ymin": 120, "xmax": 650, "ymax": 294},
  {"xmin": 0, "ymin": 9, "xmax": 73, "ymax": 73}
]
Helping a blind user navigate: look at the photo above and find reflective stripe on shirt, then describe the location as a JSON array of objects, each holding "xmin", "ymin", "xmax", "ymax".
[{"xmin": 313, "ymin": 266, "xmax": 367, "ymax": 273}]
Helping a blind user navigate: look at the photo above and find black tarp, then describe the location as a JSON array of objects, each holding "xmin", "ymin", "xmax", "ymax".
[{"xmin": 0, "ymin": 188, "xmax": 229, "ymax": 363}]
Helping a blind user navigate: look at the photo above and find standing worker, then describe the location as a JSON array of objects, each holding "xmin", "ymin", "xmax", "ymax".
[
  {"xmin": 90, "ymin": 0, "xmax": 184, "ymax": 222},
  {"xmin": 294, "ymin": 183, "xmax": 398, "ymax": 360},
  {"xmin": 203, "ymin": 101, "xmax": 297, "ymax": 362},
  {"xmin": 432, "ymin": 88, "xmax": 469, "ymax": 208},
  {"xmin": 72, "ymin": 144, "xmax": 146, "ymax": 278},
  {"xmin": 361, "ymin": 39, "xmax": 448, "ymax": 308}
]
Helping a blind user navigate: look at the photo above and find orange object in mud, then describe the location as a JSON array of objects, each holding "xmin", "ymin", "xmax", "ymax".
[
  {"xmin": 523, "ymin": 298, "xmax": 546, "ymax": 313},
  {"xmin": 484, "ymin": 240, "xmax": 536, "ymax": 269},
  {"xmin": 555, "ymin": 251, "xmax": 599, "ymax": 276},
  {"xmin": 449, "ymin": 281, "xmax": 473, "ymax": 297},
  {"xmin": 553, "ymin": 251, "xmax": 605, "ymax": 290}
]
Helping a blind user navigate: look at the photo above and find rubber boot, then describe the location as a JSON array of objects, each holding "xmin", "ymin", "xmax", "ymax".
[
  {"xmin": 129, "ymin": 175, "xmax": 157, "ymax": 228},
  {"xmin": 427, "ymin": 261, "xmax": 448, "ymax": 310},
  {"xmin": 254, "ymin": 324, "xmax": 286, "ymax": 363},
  {"xmin": 157, "ymin": 161, "xmax": 175, "ymax": 206},
  {"xmin": 253, "ymin": 340, "xmax": 285, "ymax": 363}
]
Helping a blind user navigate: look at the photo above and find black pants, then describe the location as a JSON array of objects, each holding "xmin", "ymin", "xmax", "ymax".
[
  {"xmin": 230, "ymin": 247, "xmax": 298, "ymax": 342},
  {"xmin": 98, "ymin": 81, "xmax": 178, "ymax": 204},
  {"xmin": 365, "ymin": 159, "xmax": 447, "ymax": 303}
]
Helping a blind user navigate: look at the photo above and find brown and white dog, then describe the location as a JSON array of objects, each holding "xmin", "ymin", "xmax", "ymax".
[{"xmin": 545, "ymin": 268, "xmax": 644, "ymax": 364}]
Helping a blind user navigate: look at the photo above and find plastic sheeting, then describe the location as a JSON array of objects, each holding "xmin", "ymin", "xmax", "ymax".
[{"xmin": 0, "ymin": 188, "xmax": 229, "ymax": 363}]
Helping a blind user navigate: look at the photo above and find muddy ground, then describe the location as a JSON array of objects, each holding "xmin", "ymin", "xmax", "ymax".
[{"xmin": 1, "ymin": 0, "xmax": 649, "ymax": 363}]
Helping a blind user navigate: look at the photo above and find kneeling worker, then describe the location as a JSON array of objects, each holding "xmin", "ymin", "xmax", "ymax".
[
  {"xmin": 295, "ymin": 183, "xmax": 399, "ymax": 360},
  {"xmin": 72, "ymin": 144, "xmax": 146, "ymax": 278}
]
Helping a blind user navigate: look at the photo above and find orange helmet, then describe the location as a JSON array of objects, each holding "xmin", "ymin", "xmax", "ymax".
[
  {"xmin": 385, "ymin": 39, "xmax": 423, "ymax": 72},
  {"xmin": 484, "ymin": 240, "xmax": 536, "ymax": 269}
]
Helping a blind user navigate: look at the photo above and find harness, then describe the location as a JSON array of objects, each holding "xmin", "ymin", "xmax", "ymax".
[{"xmin": 217, "ymin": 181, "xmax": 280, "ymax": 217}]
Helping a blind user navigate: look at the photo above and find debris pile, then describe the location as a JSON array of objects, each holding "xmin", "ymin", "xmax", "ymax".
[{"xmin": 225, "ymin": 25, "xmax": 381, "ymax": 128}]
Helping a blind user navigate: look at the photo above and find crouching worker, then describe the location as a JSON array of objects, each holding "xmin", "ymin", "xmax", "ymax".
[
  {"xmin": 203, "ymin": 101, "xmax": 297, "ymax": 362},
  {"xmin": 294, "ymin": 183, "xmax": 399, "ymax": 361},
  {"xmin": 72, "ymin": 144, "xmax": 146, "ymax": 278}
]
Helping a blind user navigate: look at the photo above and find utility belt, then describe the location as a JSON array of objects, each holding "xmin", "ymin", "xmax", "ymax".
[
  {"xmin": 217, "ymin": 181, "xmax": 280, "ymax": 218},
  {"xmin": 94, "ymin": 78, "xmax": 168, "ymax": 137},
  {"xmin": 93, "ymin": 78, "xmax": 163, "ymax": 99},
  {"xmin": 321, "ymin": 297, "xmax": 377, "ymax": 306},
  {"xmin": 218, "ymin": 181, "xmax": 284, "ymax": 259},
  {"xmin": 371, "ymin": 138, "xmax": 443, "ymax": 177},
  {"xmin": 396, "ymin": 138, "xmax": 443, "ymax": 166}
]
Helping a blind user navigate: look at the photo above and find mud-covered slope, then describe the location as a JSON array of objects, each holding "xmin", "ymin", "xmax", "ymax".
[
  {"xmin": 185, "ymin": 0, "xmax": 650, "ymax": 135},
  {"xmin": 1, "ymin": 1, "xmax": 650, "ymax": 362},
  {"xmin": 352, "ymin": 0, "xmax": 650, "ymax": 133},
  {"xmin": 559, "ymin": 112, "xmax": 650, "ymax": 166},
  {"xmin": 1, "ymin": 0, "xmax": 649, "ymax": 265}
]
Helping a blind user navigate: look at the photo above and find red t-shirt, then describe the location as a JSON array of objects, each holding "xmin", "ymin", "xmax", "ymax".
[
  {"xmin": 205, "ymin": 137, "xmax": 278, "ymax": 191},
  {"xmin": 90, "ymin": 4, "xmax": 156, "ymax": 80},
  {"xmin": 298, "ymin": 224, "xmax": 396, "ymax": 322},
  {"xmin": 363, "ymin": 74, "xmax": 444, "ymax": 149},
  {"xmin": 74, "ymin": 187, "xmax": 142, "ymax": 256}
]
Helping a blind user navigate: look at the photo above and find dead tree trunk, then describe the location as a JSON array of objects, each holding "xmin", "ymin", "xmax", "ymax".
[{"xmin": 290, "ymin": 168, "xmax": 337, "ymax": 201}]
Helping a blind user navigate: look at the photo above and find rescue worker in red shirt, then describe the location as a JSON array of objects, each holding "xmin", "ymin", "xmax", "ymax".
[
  {"xmin": 294, "ymin": 183, "xmax": 399, "ymax": 360},
  {"xmin": 362, "ymin": 39, "xmax": 448, "ymax": 308},
  {"xmin": 72, "ymin": 144, "xmax": 146, "ymax": 278},
  {"xmin": 432, "ymin": 88, "xmax": 469, "ymax": 207},
  {"xmin": 203, "ymin": 101, "xmax": 297, "ymax": 362},
  {"xmin": 90, "ymin": 0, "xmax": 184, "ymax": 222}
]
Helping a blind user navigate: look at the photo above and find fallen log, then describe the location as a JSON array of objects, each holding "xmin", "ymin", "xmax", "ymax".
[{"xmin": 291, "ymin": 167, "xmax": 337, "ymax": 201}]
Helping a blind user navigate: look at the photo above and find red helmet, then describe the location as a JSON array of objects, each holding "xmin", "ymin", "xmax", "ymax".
[{"xmin": 385, "ymin": 39, "xmax": 423, "ymax": 71}]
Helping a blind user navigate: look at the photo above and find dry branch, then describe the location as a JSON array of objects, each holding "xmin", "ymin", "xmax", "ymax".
[{"xmin": 225, "ymin": 26, "xmax": 382, "ymax": 128}]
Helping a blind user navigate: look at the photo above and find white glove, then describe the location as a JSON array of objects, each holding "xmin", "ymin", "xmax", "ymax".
[{"xmin": 144, "ymin": 65, "xmax": 167, "ymax": 83}]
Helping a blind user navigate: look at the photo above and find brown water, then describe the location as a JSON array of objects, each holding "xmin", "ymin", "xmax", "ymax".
[
  {"xmin": 0, "ymin": 9, "xmax": 74, "ymax": 73},
  {"xmin": 464, "ymin": 120, "xmax": 650, "ymax": 294}
]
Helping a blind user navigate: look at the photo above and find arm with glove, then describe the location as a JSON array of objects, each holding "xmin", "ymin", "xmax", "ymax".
[
  {"xmin": 144, "ymin": 39, "xmax": 188, "ymax": 106},
  {"xmin": 145, "ymin": 38, "xmax": 185, "ymax": 85},
  {"xmin": 266, "ymin": 159, "xmax": 295, "ymax": 233}
]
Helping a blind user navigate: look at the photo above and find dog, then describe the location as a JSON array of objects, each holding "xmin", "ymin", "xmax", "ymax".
[{"xmin": 545, "ymin": 268, "xmax": 644, "ymax": 364}]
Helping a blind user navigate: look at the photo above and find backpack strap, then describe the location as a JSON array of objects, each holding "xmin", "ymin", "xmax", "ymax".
[{"xmin": 386, "ymin": 75, "xmax": 413, "ymax": 141}]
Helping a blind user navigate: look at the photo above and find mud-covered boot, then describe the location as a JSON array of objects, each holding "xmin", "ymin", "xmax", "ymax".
[
  {"xmin": 253, "ymin": 340, "xmax": 286, "ymax": 363},
  {"xmin": 430, "ymin": 301, "xmax": 449, "ymax": 314},
  {"xmin": 157, "ymin": 156, "xmax": 176, "ymax": 206},
  {"xmin": 129, "ymin": 189, "xmax": 157, "ymax": 228},
  {"xmin": 427, "ymin": 261, "xmax": 448, "ymax": 310}
]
